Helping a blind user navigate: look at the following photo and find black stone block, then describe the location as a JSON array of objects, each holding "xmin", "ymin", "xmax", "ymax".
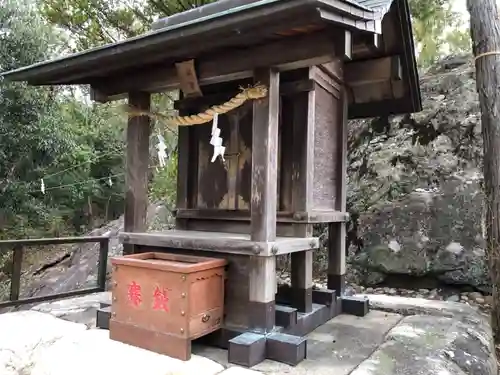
[
  {"xmin": 341, "ymin": 296, "xmax": 369, "ymax": 317},
  {"xmin": 228, "ymin": 332, "xmax": 267, "ymax": 367},
  {"xmin": 266, "ymin": 332, "xmax": 307, "ymax": 366},
  {"xmin": 275, "ymin": 305, "xmax": 297, "ymax": 329},
  {"xmin": 96, "ymin": 306, "xmax": 111, "ymax": 330},
  {"xmin": 312, "ymin": 289, "xmax": 338, "ymax": 319},
  {"xmin": 312, "ymin": 289, "xmax": 336, "ymax": 306}
]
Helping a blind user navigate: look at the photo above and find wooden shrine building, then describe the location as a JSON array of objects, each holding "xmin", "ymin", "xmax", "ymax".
[{"xmin": 0, "ymin": 0, "xmax": 421, "ymax": 367}]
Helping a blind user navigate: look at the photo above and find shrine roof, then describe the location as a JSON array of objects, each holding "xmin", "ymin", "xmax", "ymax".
[
  {"xmin": 2, "ymin": 0, "xmax": 404, "ymax": 84},
  {"xmin": 0, "ymin": 0, "xmax": 421, "ymax": 118}
]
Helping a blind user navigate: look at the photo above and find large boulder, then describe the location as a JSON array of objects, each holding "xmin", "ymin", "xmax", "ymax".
[{"xmin": 347, "ymin": 55, "xmax": 489, "ymax": 291}]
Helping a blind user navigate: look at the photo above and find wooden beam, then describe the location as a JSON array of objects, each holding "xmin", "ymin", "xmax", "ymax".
[
  {"xmin": 348, "ymin": 97, "xmax": 413, "ymax": 119},
  {"xmin": 250, "ymin": 68, "xmax": 280, "ymax": 242},
  {"xmin": 337, "ymin": 30, "xmax": 352, "ymax": 60},
  {"xmin": 175, "ymin": 59, "xmax": 202, "ymax": 98},
  {"xmin": 91, "ymin": 32, "xmax": 336, "ymax": 100},
  {"xmin": 351, "ymin": 32, "xmax": 383, "ymax": 56},
  {"xmin": 174, "ymin": 208, "xmax": 349, "ymax": 223},
  {"xmin": 345, "ymin": 56, "xmax": 402, "ymax": 87},
  {"xmin": 124, "ymin": 92, "xmax": 151, "ymax": 255},
  {"xmin": 173, "ymin": 79, "xmax": 314, "ymax": 112}
]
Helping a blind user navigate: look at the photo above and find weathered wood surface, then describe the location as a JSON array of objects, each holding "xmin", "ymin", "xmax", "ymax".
[
  {"xmin": 120, "ymin": 230, "xmax": 318, "ymax": 256},
  {"xmin": 251, "ymin": 68, "xmax": 280, "ymax": 242},
  {"xmin": 327, "ymin": 80, "xmax": 348, "ymax": 296},
  {"xmin": 195, "ymin": 101, "xmax": 253, "ymax": 210},
  {"xmin": 124, "ymin": 91, "xmax": 151, "ymax": 255},
  {"xmin": 313, "ymin": 82, "xmax": 339, "ymax": 211},
  {"xmin": 176, "ymin": 127, "xmax": 190, "ymax": 230},
  {"xmin": 175, "ymin": 59, "xmax": 203, "ymax": 98},
  {"xmin": 467, "ymin": 0, "xmax": 500, "ymax": 335},
  {"xmin": 248, "ymin": 256, "xmax": 276, "ymax": 332},
  {"xmin": 172, "ymin": 66, "xmax": 351, "ymax": 238},
  {"xmin": 175, "ymin": 208, "xmax": 348, "ymax": 223},
  {"xmin": 92, "ymin": 33, "xmax": 336, "ymax": 99},
  {"xmin": 174, "ymin": 79, "xmax": 315, "ymax": 112},
  {"xmin": 345, "ymin": 56, "xmax": 402, "ymax": 87}
]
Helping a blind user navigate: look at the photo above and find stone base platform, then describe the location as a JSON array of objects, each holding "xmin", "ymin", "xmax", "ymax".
[
  {"xmin": 7, "ymin": 292, "xmax": 494, "ymax": 375},
  {"xmin": 95, "ymin": 287, "xmax": 370, "ymax": 367}
]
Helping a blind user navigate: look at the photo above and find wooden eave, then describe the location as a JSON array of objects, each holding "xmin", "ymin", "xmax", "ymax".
[{"xmin": 0, "ymin": 0, "xmax": 421, "ymax": 118}]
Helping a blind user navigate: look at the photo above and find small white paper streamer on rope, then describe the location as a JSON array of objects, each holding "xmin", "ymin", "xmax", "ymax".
[
  {"xmin": 210, "ymin": 113, "xmax": 225, "ymax": 162},
  {"xmin": 156, "ymin": 134, "xmax": 168, "ymax": 168}
]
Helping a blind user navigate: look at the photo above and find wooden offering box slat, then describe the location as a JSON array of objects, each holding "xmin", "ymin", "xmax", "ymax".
[{"xmin": 109, "ymin": 252, "xmax": 227, "ymax": 361}]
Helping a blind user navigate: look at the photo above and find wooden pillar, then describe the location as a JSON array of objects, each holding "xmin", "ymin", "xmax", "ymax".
[
  {"xmin": 289, "ymin": 68, "xmax": 315, "ymax": 312},
  {"xmin": 249, "ymin": 256, "xmax": 277, "ymax": 333},
  {"xmin": 327, "ymin": 85, "xmax": 348, "ymax": 296},
  {"xmin": 123, "ymin": 91, "xmax": 151, "ymax": 255},
  {"xmin": 175, "ymin": 126, "xmax": 190, "ymax": 230},
  {"xmin": 250, "ymin": 68, "xmax": 279, "ymax": 241},
  {"xmin": 249, "ymin": 67, "xmax": 279, "ymax": 333}
]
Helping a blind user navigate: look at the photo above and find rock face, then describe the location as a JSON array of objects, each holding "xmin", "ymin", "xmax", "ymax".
[
  {"xmin": 351, "ymin": 314, "xmax": 496, "ymax": 375},
  {"xmin": 0, "ymin": 310, "xmax": 225, "ymax": 375},
  {"xmin": 347, "ymin": 55, "xmax": 489, "ymax": 291},
  {"xmin": 352, "ymin": 294, "xmax": 497, "ymax": 375}
]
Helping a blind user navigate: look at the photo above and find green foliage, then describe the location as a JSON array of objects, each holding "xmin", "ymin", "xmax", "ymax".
[
  {"xmin": 0, "ymin": 0, "xmax": 126, "ymax": 239},
  {"xmin": 409, "ymin": 0, "xmax": 471, "ymax": 67},
  {"xmin": 39, "ymin": 0, "xmax": 472, "ymax": 70},
  {"xmin": 40, "ymin": 0, "xmax": 217, "ymax": 50}
]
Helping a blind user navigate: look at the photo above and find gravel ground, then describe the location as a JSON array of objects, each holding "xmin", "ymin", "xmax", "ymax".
[{"xmin": 277, "ymin": 273, "xmax": 493, "ymax": 314}]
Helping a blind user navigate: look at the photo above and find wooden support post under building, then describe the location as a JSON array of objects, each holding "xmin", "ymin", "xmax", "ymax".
[
  {"xmin": 327, "ymin": 85, "xmax": 347, "ymax": 296},
  {"xmin": 124, "ymin": 91, "xmax": 151, "ymax": 255},
  {"xmin": 249, "ymin": 67, "xmax": 280, "ymax": 332},
  {"xmin": 291, "ymin": 250, "xmax": 313, "ymax": 312}
]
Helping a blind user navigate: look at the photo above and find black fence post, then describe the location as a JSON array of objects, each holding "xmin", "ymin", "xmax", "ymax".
[
  {"xmin": 9, "ymin": 245, "xmax": 23, "ymax": 302},
  {"xmin": 97, "ymin": 234, "xmax": 110, "ymax": 292}
]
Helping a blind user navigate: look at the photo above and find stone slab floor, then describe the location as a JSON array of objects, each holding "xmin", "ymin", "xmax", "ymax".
[{"xmin": 0, "ymin": 293, "xmax": 497, "ymax": 375}]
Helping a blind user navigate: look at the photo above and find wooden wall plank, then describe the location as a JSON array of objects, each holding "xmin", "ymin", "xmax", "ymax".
[
  {"xmin": 313, "ymin": 83, "xmax": 338, "ymax": 211},
  {"xmin": 124, "ymin": 91, "xmax": 151, "ymax": 255}
]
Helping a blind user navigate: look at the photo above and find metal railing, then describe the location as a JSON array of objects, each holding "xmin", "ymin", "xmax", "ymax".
[{"xmin": 0, "ymin": 232, "xmax": 110, "ymax": 308}]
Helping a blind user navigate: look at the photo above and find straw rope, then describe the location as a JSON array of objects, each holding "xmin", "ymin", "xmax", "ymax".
[{"xmin": 125, "ymin": 84, "xmax": 268, "ymax": 128}]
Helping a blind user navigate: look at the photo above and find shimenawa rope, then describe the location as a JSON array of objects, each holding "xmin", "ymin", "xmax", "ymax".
[{"xmin": 125, "ymin": 84, "xmax": 268, "ymax": 128}]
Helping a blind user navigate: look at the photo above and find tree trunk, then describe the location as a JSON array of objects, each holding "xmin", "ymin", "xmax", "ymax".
[{"xmin": 467, "ymin": 0, "xmax": 500, "ymax": 340}]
